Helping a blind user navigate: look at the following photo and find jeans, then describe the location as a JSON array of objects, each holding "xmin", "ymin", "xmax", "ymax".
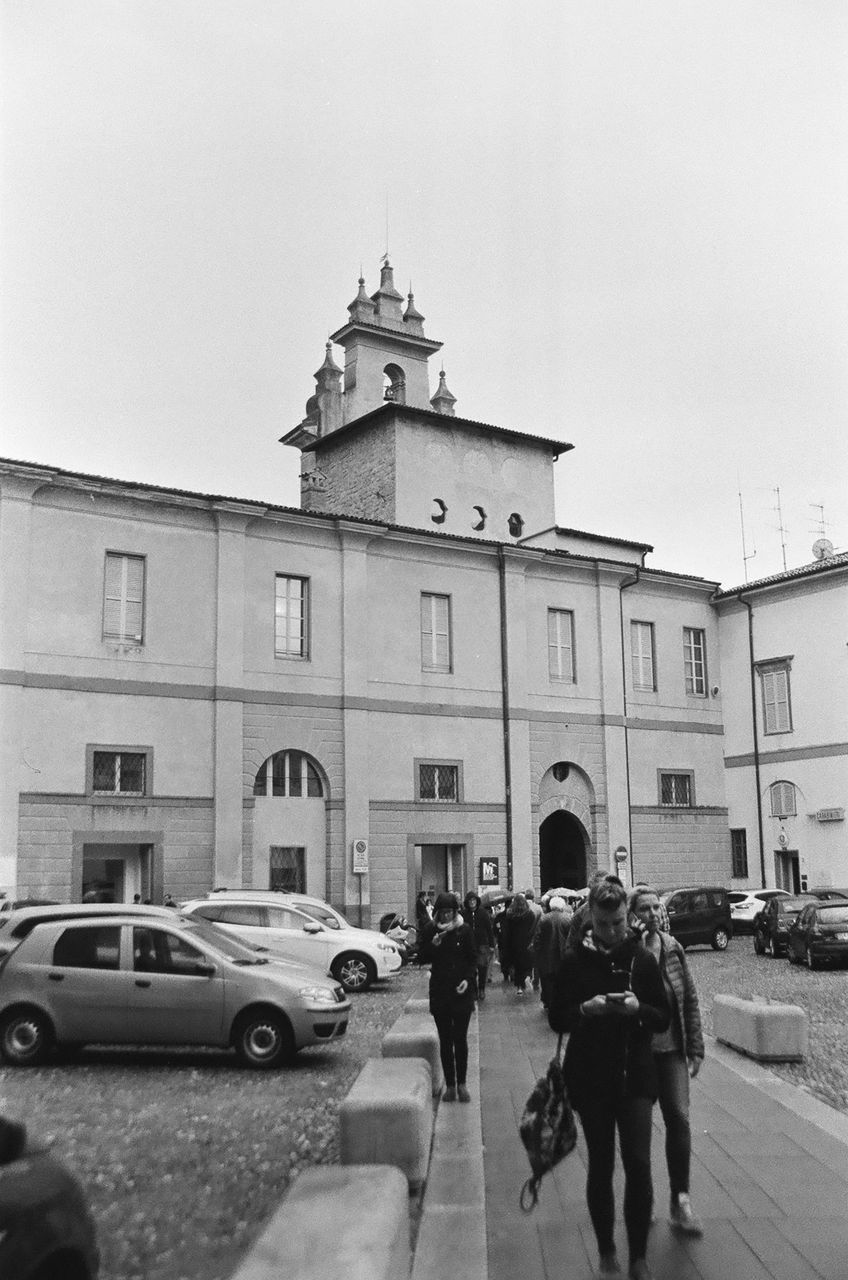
[
  {"xmin": 432, "ymin": 1006, "xmax": 473, "ymax": 1086},
  {"xmin": 577, "ymin": 1095, "xmax": 654, "ymax": 1265},
  {"xmin": 654, "ymin": 1051, "xmax": 691, "ymax": 1197}
]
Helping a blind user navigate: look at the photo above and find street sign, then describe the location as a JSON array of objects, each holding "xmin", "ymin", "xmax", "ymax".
[{"xmin": 352, "ymin": 839, "xmax": 369, "ymax": 874}]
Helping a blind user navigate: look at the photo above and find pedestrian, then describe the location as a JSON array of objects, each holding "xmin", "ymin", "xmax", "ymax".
[
  {"xmin": 501, "ymin": 892, "xmax": 536, "ymax": 994},
  {"xmin": 525, "ymin": 889, "xmax": 543, "ymax": 991},
  {"xmin": 548, "ymin": 877, "xmax": 669, "ymax": 1280},
  {"xmin": 629, "ymin": 886, "xmax": 704, "ymax": 1237},
  {"xmin": 531, "ymin": 895, "xmax": 572, "ymax": 1008},
  {"xmin": 629, "ymin": 883, "xmax": 670, "ymax": 936},
  {"xmin": 566, "ymin": 871, "xmax": 624, "ymax": 952},
  {"xmin": 415, "ymin": 889, "xmax": 434, "ymax": 934},
  {"xmin": 462, "ymin": 890, "xmax": 495, "ymax": 1000},
  {"xmin": 132, "ymin": 893, "xmax": 142, "ymax": 904},
  {"xmin": 163, "ymin": 893, "xmax": 177, "ymax": 908},
  {"xmin": 419, "ymin": 891, "xmax": 477, "ymax": 1103}
]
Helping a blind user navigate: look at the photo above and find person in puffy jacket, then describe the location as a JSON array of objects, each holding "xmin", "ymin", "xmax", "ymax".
[
  {"xmin": 419, "ymin": 892, "xmax": 477, "ymax": 1103},
  {"xmin": 531, "ymin": 895, "xmax": 572, "ymax": 1008},
  {"xmin": 548, "ymin": 878, "xmax": 669, "ymax": 1280},
  {"xmin": 629, "ymin": 886, "xmax": 705, "ymax": 1239},
  {"xmin": 500, "ymin": 892, "xmax": 536, "ymax": 993},
  {"xmin": 462, "ymin": 891, "xmax": 495, "ymax": 1000}
]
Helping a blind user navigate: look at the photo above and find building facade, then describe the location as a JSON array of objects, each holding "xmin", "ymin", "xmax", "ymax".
[{"xmin": 0, "ymin": 261, "xmax": 740, "ymax": 924}]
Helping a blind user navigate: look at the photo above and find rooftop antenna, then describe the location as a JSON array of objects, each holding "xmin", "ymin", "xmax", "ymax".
[
  {"xmin": 381, "ymin": 194, "xmax": 390, "ymax": 266},
  {"xmin": 738, "ymin": 484, "xmax": 756, "ymax": 582},
  {"xmin": 772, "ymin": 486, "xmax": 789, "ymax": 572},
  {"xmin": 810, "ymin": 502, "xmax": 828, "ymax": 538}
]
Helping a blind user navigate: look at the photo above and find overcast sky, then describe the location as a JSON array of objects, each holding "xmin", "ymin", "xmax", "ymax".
[{"xmin": 2, "ymin": 1, "xmax": 845, "ymax": 588}]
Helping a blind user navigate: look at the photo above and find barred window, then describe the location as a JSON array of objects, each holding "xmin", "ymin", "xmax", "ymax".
[
  {"xmin": 770, "ymin": 781, "xmax": 796, "ymax": 818},
  {"xmin": 421, "ymin": 593, "xmax": 452, "ymax": 673},
  {"xmin": 730, "ymin": 829, "xmax": 748, "ymax": 878},
  {"xmin": 418, "ymin": 763, "xmax": 459, "ymax": 802},
  {"xmin": 269, "ymin": 847, "xmax": 306, "ymax": 894},
  {"xmin": 103, "ymin": 552, "xmax": 145, "ymax": 643},
  {"xmin": 253, "ymin": 752, "xmax": 323, "ymax": 798},
  {"xmin": 548, "ymin": 608, "xmax": 575, "ymax": 682},
  {"xmin": 275, "ymin": 575, "xmax": 309, "ymax": 659},
  {"xmin": 660, "ymin": 772, "xmax": 693, "ymax": 807},
  {"xmin": 630, "ymin": 621, "xmax": 655, "ymax": 691},
  {"xmin": 683, "ymin": 627, "xmax": 707, "ymax": 696},
  {"xmin": 759, "ymin": 664, "xmax": 792, "ymax": 735},
  {"xmin": 92, "ymin": 750, "xmax": 146, "ymax": 796}
]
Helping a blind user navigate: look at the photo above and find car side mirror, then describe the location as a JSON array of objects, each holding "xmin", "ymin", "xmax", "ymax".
[
  {"xmin": 194, "ymin": 961, "xmax": 216, "ymax": 977},
  {"xmin": 303, "ymin": 921, "xmax": 322, "ymax": 934}
]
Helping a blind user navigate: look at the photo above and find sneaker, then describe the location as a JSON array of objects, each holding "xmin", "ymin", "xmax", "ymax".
[
  {"xmin": 597, "ymin": 1253, "xmax": 621, "ymax": 1277},
  {"xmin": 457, "ymin": 1084, "xmax": 471, "ymax": 1103},
  {"xmin": 669, "ymin": 1193, "xmax": 703, "ymax": 1236},
  {"xmin": 442, "ymin": 1086, "xmax": 457, "ymax": 1103}
]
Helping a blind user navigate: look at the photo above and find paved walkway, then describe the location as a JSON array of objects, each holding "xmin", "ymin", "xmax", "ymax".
[{"xmin": 473, "ymin": 975, "xmax": 848, "ymax": 1280}]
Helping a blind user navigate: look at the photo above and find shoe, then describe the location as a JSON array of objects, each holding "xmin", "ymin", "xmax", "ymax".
[
  {"xmin": 628, "ymin": 1262, "xmax": 653, "ymax": 1280},
  {"xmin": 669, "ymin": 1193, "xmax": 703, "ymax": 1236},
  {"xmin": 597, "ymin": 1253, "xmax": 621, "ymax": 1277},
  {"xmin": 442, "ymin": 1086, "xmax": 457, "ymax": 1102},
  {"xmin": 457, "ymin": 1085, "xmax": 471, "ymax": 1103}
]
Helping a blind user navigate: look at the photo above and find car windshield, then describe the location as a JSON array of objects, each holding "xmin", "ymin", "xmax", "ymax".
[
  {"xmin": 176, "ymin": 919, "xmax": 269, "ymax": 963},
  {"xmin": 779, "ymin": 897, "xmax": 814, "ymax": 913},
  {"xmin": 818, "ymin": 905, "xmax": 848, "ymax": 925}
]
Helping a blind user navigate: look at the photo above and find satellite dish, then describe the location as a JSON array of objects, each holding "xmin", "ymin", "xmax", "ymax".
[{"xmin": 812, "ymin": 538, "xmax": 835, "ymax": 560}]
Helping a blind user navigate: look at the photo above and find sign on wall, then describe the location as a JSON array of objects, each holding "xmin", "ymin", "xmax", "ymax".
[
  {"xmin": 351, "ymin": 839, "xmax": 369, "ymax": 874},
  {"xmin": 816, "ymin": 808, "xmax": 844, "ymax": 823},
  {"xmin": 478, "ymin": 857, "xmax": 500, "ymax": 885}
]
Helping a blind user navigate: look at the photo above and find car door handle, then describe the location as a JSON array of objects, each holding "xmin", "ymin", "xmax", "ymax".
[
  {"xmin": 47, "ymin": 972, "xmax": 64, "ymax": 982},
  {"xmin": 135, "ymin": 979, "xmax": 151, "ymax": 988}
]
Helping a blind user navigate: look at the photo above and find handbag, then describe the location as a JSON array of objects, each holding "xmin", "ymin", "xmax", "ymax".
[{"xmin": 518, "ymin": 1032, "xmax": 577, "ymax": 1211}]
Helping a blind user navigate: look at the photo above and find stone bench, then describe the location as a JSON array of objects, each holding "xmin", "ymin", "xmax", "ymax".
[
  {"xmin": 229, "ymin": 1164, "xmax": 408, "ymax": 1280},
  {"xmin": 339, "ymin": 1057, "xmax": 433, "ymax": 1189},
  {"xmin": 713, "ymin": 994, "xmax": 808, "ymax": 1062},
  {"xmin": 382, "ymin": 1012, "xmax": 444, "ymax": 1094},
  {"xmin": 404, "ymin": 996, "xmax": 431, "ymax": 1014}
]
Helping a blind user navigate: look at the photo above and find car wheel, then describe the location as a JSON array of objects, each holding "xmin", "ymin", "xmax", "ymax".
[
  {"xmin": 805, "ymin": 946, "xmax": 819, "ymax": 972},
  {"xmin": 0, "ymin": 1007, "xmax": 53, "ymax": 1066},
  {"xmin": 332, "ymin": 952, "xmax": 376, "ymax": 993},
  {"xmin": 233, "ymin": 1009, "xmax": 295, "ymax": 1069},
  {"xmin": 711, "ymin": 927, "xmax": 730, "ymax": 951}
]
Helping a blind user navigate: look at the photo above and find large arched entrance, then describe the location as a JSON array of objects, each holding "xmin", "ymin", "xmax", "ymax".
[{"xmin": 539, "ymin": 811, "xmax": 588, "ymax": 892}]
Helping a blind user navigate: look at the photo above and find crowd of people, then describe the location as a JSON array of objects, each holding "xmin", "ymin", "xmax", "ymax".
[{"xmin": 417, "ymin": 871, "xmax": 704, "ymax": 1280}]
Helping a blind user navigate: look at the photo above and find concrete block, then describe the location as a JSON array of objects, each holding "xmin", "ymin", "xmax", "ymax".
[
  {"xmin": 382, "ymin": 1012, "xmax": 444, "ymax": 1094},
  {"xmin": 229, "ymin": 1164, "xmax": 409, "ymax": 1280},
  {"xmin": 713, "ymin": 994, "xmax": 808, "ymax": 1062},
  {"xmin": 404, "ymin": 997, "xmax": 431, "ymax": 1014},
  {"xmin": 339, "ymin": 1057, "xmax": 433, "ymax": 1189}
]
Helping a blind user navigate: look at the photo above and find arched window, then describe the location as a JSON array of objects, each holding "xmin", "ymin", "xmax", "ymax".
[
  {"xmin": 383, "ymin": 364, "xmax": 406, "ymax": 404},
  {"xmin": 770, "ymin": 780, "xmax": 796, "ymax": 818},
  {"xmin": 253, "ymin": 751, "xmax": 324, "ymax": 798}
]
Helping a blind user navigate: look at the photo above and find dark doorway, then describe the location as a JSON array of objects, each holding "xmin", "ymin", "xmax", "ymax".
[{"xmin": 539, "ymin": 811, "xmax": 588, "ymax": 892}]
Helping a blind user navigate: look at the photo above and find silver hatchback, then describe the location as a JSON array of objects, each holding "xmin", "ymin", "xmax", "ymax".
[{"xmin": 0, "ymin": 914, "xmax": 350, "ymax": 1069}]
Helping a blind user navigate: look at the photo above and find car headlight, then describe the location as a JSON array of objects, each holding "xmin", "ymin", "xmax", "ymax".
[
  {"xmin": 377, "ymin": 941, "xmax": 397, "ymax": 953},
  {"xmin": 298, "ymin": 985, "xmax": 341, "ymax": 1004}
]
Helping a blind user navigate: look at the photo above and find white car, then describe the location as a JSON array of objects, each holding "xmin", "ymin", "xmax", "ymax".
[
  {"xmin": 205, "ymin": 889, "xmax": 359, "ymax": 933},
  {"xmin": 728, "ymin": 889, "xmax": 791, "ymax": 934},
  {"xmin": 182, "ymin": 896, "xmax": 401, "ymax": 991}
]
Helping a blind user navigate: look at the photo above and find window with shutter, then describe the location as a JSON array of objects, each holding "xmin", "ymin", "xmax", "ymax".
[
  {"xmin": 759, "ymin": 664, "xmax": 792, "ymax": 735},
  {"xmin": 103, "ymin": 553, "xmax": 145, "ymax": 642},
  {"xmin": 630, "ymin": 621, "xmax": 655, "ymax": 691},
  {"xmin": 770, "ymin": 781, "xmax": 796, "ymax": 818},
  {"xmin": 548, "ymin": 608, "xmax": 576, "ymax": 682},
  {"xmin": 421, "ymin": 593, "xmax": 452, "ymax": 673}
]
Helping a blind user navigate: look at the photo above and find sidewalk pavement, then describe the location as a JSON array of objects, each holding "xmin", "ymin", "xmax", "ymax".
[{"xmin": 470, "ymin": 975, "xmax": 848, "ymax": 1280}]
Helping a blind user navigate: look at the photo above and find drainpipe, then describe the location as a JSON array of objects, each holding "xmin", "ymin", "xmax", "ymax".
[
  {"xmin": 737, "ymin": 592, "xmax": 767, "ymax": 887},
  {"xmin": 497, "ymin": 546, "xmax": 514, "ymax": 890},
  {"xmin": 618, "ymin": 568, "xmax": 640, "ymax": 885}
]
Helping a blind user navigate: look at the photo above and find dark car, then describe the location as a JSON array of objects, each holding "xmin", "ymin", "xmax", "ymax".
[
  {"xmin": 787, "ymin": 900, "xmax": 848, "ymax": 969},
  {"xmin": 753, "ymin": 894, "xmax": 818, "ymax": 957},
  {"xmin": 660, "ymin": 886, "xmax": 733, "ymax": 950},
  {"xmin": 0, "ymin": 1118, "xmax": 99, "ymax": 1280}
]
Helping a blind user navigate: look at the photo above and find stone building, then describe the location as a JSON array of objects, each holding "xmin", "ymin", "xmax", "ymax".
[{"xmin": 0, "ymin": 260, "xmax": 732, "ymax": 924}]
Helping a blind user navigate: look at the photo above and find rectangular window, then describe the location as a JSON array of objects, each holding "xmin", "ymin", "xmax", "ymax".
[
  {"xmin": 418, "ymin": 763, "xmax": 459, "ymax": 802},
  {"xmin": 659, "ymin": 771, "xmax": 693, "ymax": 807},
  {"xmin": 548, "ymin": 608, "xmax": 575, "ymax": 682},
  {"xmin": 730, "ymin": 829, "xmax": 748, "ymax": 878},
  {"xmin": 269, "ymin": 847, "xmax": 306, "ymax": 893},
  {"xmin": 92, "ymin": 750, "xmax": 147, "ymax": 796},
  {"xmin": 630, "ymin": 621, "xmax": 655, "ymax": 691},
  {"xmin": 421, "ymin": 593, "xmax": 452, "ymax": 673},
  {"xmin": 683, "ymin": 627, "xmax": 707, "ymax": 696},
  {"xmin": 275, "ymin": 575, "xmax": 309, "ymax": 658},
  {"xmin": 103, "ymin": 552, "xmax": 145, "ymax": 642},
  {"xmin": 759, "ymin": 665, "xmax": 792, "ymax": 735}
]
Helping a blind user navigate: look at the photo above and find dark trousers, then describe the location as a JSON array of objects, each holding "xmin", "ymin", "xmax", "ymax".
[
  {"xmin": 578, "ymin": 1095, "xmax": 654, "ymax": 1265},
  {"xmin": 654, "ymin": 1051, "xmax": 691, "ymax": 1197},
  {"xmin": 432, "ymin": 1005, "xmax": 473, "ymax": 1086}
]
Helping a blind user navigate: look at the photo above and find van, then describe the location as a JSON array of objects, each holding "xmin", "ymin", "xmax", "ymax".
[{"xmin": 660, "ymin": 886, "xmax": 733, "ymax": 950}]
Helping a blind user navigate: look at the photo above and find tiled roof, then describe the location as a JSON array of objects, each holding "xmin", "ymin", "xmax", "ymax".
[{"xmin": 713, "ymin": 550, "xmax": 848, "ymax": 599}]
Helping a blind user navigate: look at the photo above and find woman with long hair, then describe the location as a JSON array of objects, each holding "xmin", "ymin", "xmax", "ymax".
[{"xmin": 501, "ymin": 892, "xmax": 536, "ymax": 994}]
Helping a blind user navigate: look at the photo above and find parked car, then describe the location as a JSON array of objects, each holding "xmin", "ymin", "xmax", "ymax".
[
  {"xmin": 804, "ymin": 887, "xmax": 848, "ymax": 902},
  {"xmin": 0, "ymin": 914, "xmax": 350, "ymax": 1068},
  {"xmin": 206, "ymin": 889, "xmax": 365, "ymax": 933},
  {"xmin": 0, "ymin": 897, "xmax": 60, "ymax": 915},
  {"xmin": 0, "ymin": 902, "xmax": 178, "ymax": 959},
  {"xmin": 0, "ymin": 1116, "xmax": 100, "ymax": 1279},
  {"xmin": 660, "ymin": 886, "xmax": 733, "ymax": 950},
  {"xmin": 753, "ymin": 894, "xmax": 818, "ymax": 957},
  {"xmin": 787, "ymin": 900, "xmax": 848, "ymax": 969},
  {"xmin": 728, "ymin": 889, "xmax": 791, "ymax": 935},
  {"xmin": 182, "ymin": 895, "xmax": 402, "ymax": 991}
]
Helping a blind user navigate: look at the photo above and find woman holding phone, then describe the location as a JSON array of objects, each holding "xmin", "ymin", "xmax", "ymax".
[
  {"xmin": 548, "ymin": 878, "xmax": 669, "ymax": 1280},
  {"xmin": 419, "ymin": 892, "xmax": 478, "ymax": 1102}
]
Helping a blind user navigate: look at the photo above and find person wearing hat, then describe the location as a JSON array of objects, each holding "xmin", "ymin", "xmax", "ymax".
[{"xmin": 419, "ymin": 891, "xmax": 478, "ymax": 1102}]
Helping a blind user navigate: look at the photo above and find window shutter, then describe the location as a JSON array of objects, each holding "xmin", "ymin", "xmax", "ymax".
[
  {"xmin": 103, "ymin": 555, "xmax": 124, "ymax": 637},
  {"xmin": 124, "ymin": 556, "xmax": 144, "ymax": 641}
]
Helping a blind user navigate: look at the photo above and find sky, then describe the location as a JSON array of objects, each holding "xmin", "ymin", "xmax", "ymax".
[{"xmin": 1, "ymin": 0, "xmax": 846, "ymax": 589}]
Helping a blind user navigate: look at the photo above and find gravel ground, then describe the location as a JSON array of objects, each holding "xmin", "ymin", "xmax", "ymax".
[
  {"xmin": 686, "ymin": 938, "xmax": 848, "ymax": 1112},
  {"xmin": 0, "ymin": 965, "xmax": 428, "ymax": 1280}
]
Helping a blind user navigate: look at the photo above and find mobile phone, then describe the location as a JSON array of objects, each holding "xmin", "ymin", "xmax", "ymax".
[{"xmin": 605, "ymin": 992, "xmax": 628, "ymax": 1003}]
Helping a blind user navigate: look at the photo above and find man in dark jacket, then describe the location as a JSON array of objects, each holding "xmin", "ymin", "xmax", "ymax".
[
  {"xmin": 461, "ymin": 891, "xmax": 495, "ymax": 1000},
  {"xmin": 549, "ymin": 878, "xmax": 669, "ymax": 1280}
]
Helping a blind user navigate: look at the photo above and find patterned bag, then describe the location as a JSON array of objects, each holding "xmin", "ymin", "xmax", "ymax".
[{"xmin": 518, "ymin": 1033, "xmax": 577, "ymax": 1211}]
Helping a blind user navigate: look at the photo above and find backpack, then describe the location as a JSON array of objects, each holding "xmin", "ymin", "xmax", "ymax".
[{"xmin": 518, "ymin": 1033, "xmax": 578, "ymax": 1211}]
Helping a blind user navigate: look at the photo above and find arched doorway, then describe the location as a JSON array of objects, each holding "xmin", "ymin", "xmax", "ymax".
[
  {"xmin": 539, "ymin": 811, "xmax": 588, "ymax": 892},
  {"xmin": 251, "ymin": 750, "xmax": 328, "ymax": 896}
]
